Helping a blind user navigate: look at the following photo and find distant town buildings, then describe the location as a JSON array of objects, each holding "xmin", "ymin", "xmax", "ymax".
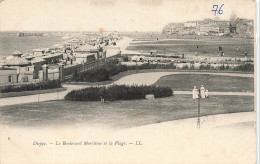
[{"xmin": 162, "ymin": 18, "xmax": 254, "ymax": 38}]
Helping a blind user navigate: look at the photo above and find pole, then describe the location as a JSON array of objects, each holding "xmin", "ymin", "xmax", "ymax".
[
  {"xmin": 197, "ymin": 88, "xmax": 201, "ymax": 129},
  {"xmin": 197, "ymin": 97, "xmax": 200, "ymax": 128},
  {"xmin": 136, "ymin": 60, "xmax": 138, "ymax": 73}
]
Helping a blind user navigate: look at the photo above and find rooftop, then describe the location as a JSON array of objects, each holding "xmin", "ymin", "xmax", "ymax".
[
  {"xmin": 4, "ymin": 56, "xmax": 30, "ymax": 66},
  {"xmin": 12, "ymin": 51, "xmax": 23, "ymax": 57}
]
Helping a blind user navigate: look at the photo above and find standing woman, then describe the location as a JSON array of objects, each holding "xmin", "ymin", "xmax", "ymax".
[
  {"xmin": 192, "ymin": 86, "xmax": 199, "ymax": 99},
  {"xmin": 200, "ymin": 85, "xmax": 205, "ymax": 98}
]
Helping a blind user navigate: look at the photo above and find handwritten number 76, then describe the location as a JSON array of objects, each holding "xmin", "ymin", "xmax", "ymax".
[{"xmin": 212, "ymin": 4, "xmax": 224, "ymax": 15}]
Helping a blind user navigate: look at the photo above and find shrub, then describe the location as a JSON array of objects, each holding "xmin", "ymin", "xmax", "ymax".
[
  {"xmin": 233, "ymin": 63, "xmax": 254, "ymax": 72},
  {"xmin": 0, "ymin": 80, "xmax": 62, "ymax": 93},
  {"xmin": 225, "ymin": 65, "xmax": 230, "ymax": 70},
  {"xmin": 182, "ymin": 65, "xmax": 189, "ymax": 70},
  {"xmin": 219, "ymin": 64, "xmax": 225, "ymax": 71},
  {"xmin": 64, "ymin": 85, "xmax": 173, "ymax": 101},
  {"xmin": 190, "ymin": 64, "xmax": 195, "ymax": 70},
  {"xmin": 199, "ymin": 64, "xmax": 211, "ymax": 70}
]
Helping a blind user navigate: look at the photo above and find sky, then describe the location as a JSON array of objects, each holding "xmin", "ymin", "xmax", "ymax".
[{"xmin": 0, "ymin": 0, "xmax": 256, "ymax": 32}]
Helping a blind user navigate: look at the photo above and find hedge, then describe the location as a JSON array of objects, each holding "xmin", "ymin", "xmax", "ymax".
[
  {"xmin": 64, "ymin": 85, "xmax": 173, "ymax": 101},
  {"xmin": 0, "ymin": 80, "xmax": 62, "ymax": 93},
  {"xmin": 73, "ymin": 59, "xmax": 176, "ymax": 82}
]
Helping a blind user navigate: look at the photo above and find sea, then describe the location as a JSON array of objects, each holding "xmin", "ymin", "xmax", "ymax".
[{"xmin": 0, "ymin": 32, "xmax": 67, "ymax": 59}]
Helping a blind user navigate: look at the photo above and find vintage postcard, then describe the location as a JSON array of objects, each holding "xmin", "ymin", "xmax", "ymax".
[{"xmin": 0, "ymin": 0, "xmax": 258, "ymax": 163}]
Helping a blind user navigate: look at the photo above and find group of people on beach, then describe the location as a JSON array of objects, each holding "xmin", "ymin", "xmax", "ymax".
[{"xmin": 192, "ymin": 85, "xmax": 209, "ymax": 99}]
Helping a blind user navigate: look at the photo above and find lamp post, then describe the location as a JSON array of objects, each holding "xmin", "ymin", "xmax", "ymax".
[
  {"xmin": 192, "ymin": 85, "xmax": 208, "ymax": 129},
  {"xmin": 197, "ymin": 89, "xmax": 201, "ymax": 128}
]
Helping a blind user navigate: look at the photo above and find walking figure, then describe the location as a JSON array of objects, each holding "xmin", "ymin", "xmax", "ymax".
[
  {"xmin": 192, "ymin": 86, "xmax": 199, "ymax": 99},
  {"xmin": 200, "ymin": 85, "xmax": 206, "ymax": 98}
]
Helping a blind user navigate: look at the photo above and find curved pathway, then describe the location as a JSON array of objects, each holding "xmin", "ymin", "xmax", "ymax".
[{"xmin": 0, "ymin": 72, "xmax": 254, "ymax": 107}]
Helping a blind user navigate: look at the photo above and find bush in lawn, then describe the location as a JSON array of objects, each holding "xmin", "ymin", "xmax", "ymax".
[
  {"xmin": 233, "ymin": 63, "xmax": 254, "ymax": 72},
  {"xmin": 0, "ymin": 80, "xmax": 62, "ymax": 93},
  {"xmin": 199, "ymin": 64, "xmax": 211, "ymax": 70},
  {"xmin": 64, "ymin": 85, "xmax": 173, "ymax": 101},
  {"xmin": 190, "ymin": 64, "xmax": 195, "ymax": 70},
  {"xmin": 218, "ymin": 64, "xmax": 226, "ymax": 71},
  {"xmin": 182, "ymin": 65, "xmax": 189, "ymax": 70}
]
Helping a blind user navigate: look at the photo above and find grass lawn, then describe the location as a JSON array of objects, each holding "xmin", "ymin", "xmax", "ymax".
[
  {"xmin": 154, "ymin": 74, "xmax": 253, "ymax": 92},
  {"xmin": 0, "ymin": 95, "xmax": 253, "ymax": 129},
  {"xmin": 127, "ymin": 37, "xmax": 254, "ymax": 58}
]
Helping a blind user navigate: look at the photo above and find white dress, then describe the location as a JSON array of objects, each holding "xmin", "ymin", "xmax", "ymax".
[
  {"xmin": 200, "ymin": 87, "xmax": 205, "ymax": 98},
  {"xmin": 192, "ymin": 88, "xmax": 199, "ymax": 99}
]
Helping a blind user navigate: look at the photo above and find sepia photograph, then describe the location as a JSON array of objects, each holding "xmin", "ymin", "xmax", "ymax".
[{"xmin": 0, "ymin": 0, "xmax": 258, "ymax": 163}]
